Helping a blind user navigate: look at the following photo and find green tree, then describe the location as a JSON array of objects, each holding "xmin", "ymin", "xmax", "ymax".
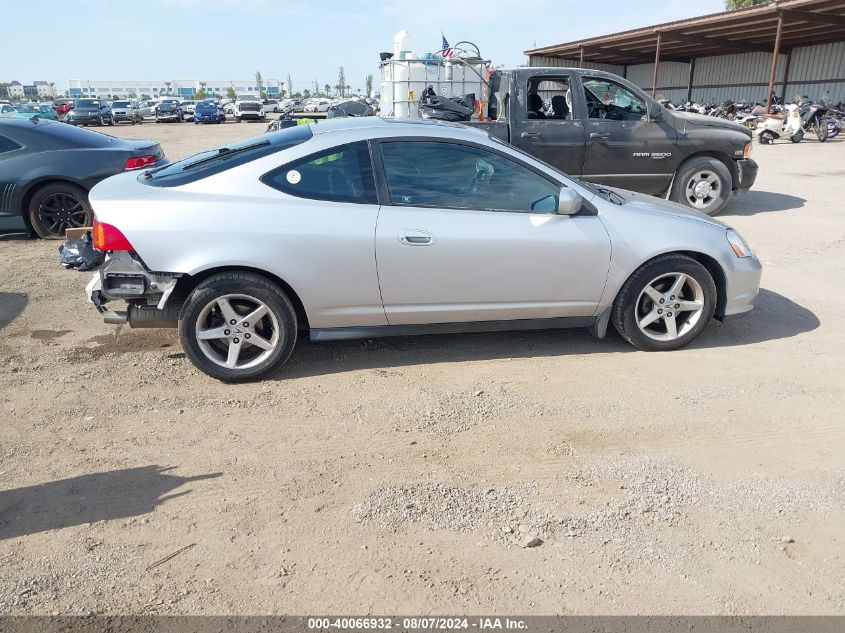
[
  {"xmin": 335, "ymin": 66, "xmax": 347, "ymax": 98},
  {"xmin": 365, "ymin": 74, "xmax": 374, "ymax": 98},
  {"xmin": 324, "ymin": 83, "xmax": 332, "ymax": 97},
  {"xmin": 725, "ymin": 0, "xmax": 769, "ymax": 9},
  {"xmin": 255, "ymin": 71, "xmax": 266, "ymax": 99},
  {"xmin": 227, "ymin": 86, "xmax": 237, "ymax": 101},
  {"xmin": 303, "ymin": 88, "xmax": 311, "ymax": 100},
  {"xmin": 127, "ymin": 91, "xmax": 137, "ymax": 98},
  {"xmin": 195, "ymin": 89, "xmax": 207, "ymax": 100}
]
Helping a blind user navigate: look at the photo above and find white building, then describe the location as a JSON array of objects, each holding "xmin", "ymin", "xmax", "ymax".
[{"xmin": 66, "ymin": 78, "xmax": 285, "ymax": 99}]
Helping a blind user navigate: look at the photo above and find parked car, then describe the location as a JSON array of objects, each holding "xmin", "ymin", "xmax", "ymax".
[
  {"xmin": 181, "ymin": 100, "xmax": 197, "ymax": 121},
  {"xmin": 220, "ymin": 100, "xmax": 236, "ymax": 115},
  {"xmin": 0, "ymin": 118, "xmax": 165, "ymax": 238},
  {"xmin": 67, "ymin": 98, "xmax": 114, "ymax": 126},
  {"xmin": 155, "ymin": 99, "xmax": 184, "ymax": 122},
  {"xmin": 264, "ymin": 99, "xmax": 281, "ymax": 113},
  {"xmin": 233, "ymin": 95, "xmax": 265, "ymax": 122},
  {"xmin": 194, "ymin": 99, "xmax": 226, "ymax": 124},
  {"xmin": 68, "ymin": 118, "xmax": 761, "ymax": 381},
  {"xmin": 0, "ymin": 104, "xmax": 19, "ymax": 117},
  {"xmin": 138, "ymin": 101, "xmax": 156, "ymax": 118},
  {"xmin": 467, "ymin": 68, "xmax": 757, "ymax": 216},
  {"xmin": 111, "ymin": 100, "xmax": 143, "ymax": 125},
  {"xmin": 52, "ymin": 98, "xmax": 75, "ymax": 118},
  {"xmin": 5, "ymin": 103, "xmax": 58, "ymax": 120},
  {"xmin": 303, "ymin": 100, "xmax": 330, "ymax": 113}
]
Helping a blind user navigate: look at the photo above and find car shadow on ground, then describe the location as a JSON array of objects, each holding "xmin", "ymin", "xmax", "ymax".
[
  {"xmin": 724, "ymin": 190, "xmax": 806, "ymax": 216},
  {"xmin": 0, "ymin": 466, "xmax": 221, "ymax": 541},
  {"xmin": 280, "ymin": 288, "xmax": 818, "ymax": 379},
  {"xmin": 0, "ymin": 292, "xmax": 27, "ymax": 330}
]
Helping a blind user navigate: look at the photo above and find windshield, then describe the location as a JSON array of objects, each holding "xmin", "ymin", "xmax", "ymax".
[
  {"xmin": 75, "ymin": 99, "xmax": 101, "ymax": 108},
  {"xmin": 197, "ymin": 100, "xmax": 217, "ymax": 108},
  {"xmin": 112, "ymin": 101, "xmax": 130, "ymax": 107}
]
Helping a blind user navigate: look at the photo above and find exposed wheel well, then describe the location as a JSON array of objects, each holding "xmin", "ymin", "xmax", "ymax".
[{"xmin": 174, "ymin": 266, "xmax": 311, "ymax": 330}]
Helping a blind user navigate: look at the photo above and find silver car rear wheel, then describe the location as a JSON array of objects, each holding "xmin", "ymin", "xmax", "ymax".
[
  {"xmin": 195, "ymin": 294, "xmax": 280, "ymax": 370},
  {"xmin": 635, "ymin": 272, "xmax": 705, "ymax": 341}
]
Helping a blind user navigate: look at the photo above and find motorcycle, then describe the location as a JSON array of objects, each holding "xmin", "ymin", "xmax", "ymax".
[
  {"xmin": 798, "ymin": 98, "xmax": 829, "ymax": 142},
  {"xmin": 757, "ymin": 103, "xmax": 803, "ymax": 143}
]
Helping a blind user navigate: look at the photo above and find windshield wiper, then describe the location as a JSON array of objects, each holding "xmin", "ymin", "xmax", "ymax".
[
  {"xmin": 180, "ymin": 141, "xmax": 270, "ymax": 171},
  {"xmin": 589, "ymin": 185, "xmax": 626, "ymax": 205}
]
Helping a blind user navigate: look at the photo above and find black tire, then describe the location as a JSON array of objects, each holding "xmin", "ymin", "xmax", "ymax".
[
  {"xmin": 98, "ymin": 115, "xmax": 105, "ymax": 126},
  {"xmin": 790, "ymin": 129, "xmax": 803, "ymax": 143},
  {"xmin": 28, "ymin": 182, "xmax": 92, "ymax": 239},
  {"xmin": 235, "ymin": 116, "xmax": 241, "ymax": 123},
  {"xmin": 611, "ymin": 254, "xmax": 717, "ymax": 352},
  {"xmin": 814, "ymin": 120, "xmax": 828, "ymax": 142},
  {"xmin": 759, "ymin": 130, "xmax": 775, "ymax": 144},
  {"xmin": 670, "ymin": 156, "xmax": 731, "ymax": 216},
  {"xmin": 179, "ymin": 272, "xmax": 298, "ymax": 382}
]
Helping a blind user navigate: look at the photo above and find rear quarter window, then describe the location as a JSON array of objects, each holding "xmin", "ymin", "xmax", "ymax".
[
  {"xmin": 260, "ymin": 141, "xmax": 377, "ymax": 205},
  {"xmin": 0, "ymin": 135, "xmax": 23, "ymax": 153}
]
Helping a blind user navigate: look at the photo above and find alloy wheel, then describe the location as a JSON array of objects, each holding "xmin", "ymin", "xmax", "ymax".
[
  {"xmin": 194, "ymin": 294, "xmax": 280, "ymax": 370},
  {"xmin": 635, "ymin": 272, "xmax": 705, "ymax": 342},
  {"xmin": 37, "ymin": 193, "xmax": 88, "ymax": 236},
  {"xmin": 684, "ymin": 171, "xmax": 722, "ymax": 210}
]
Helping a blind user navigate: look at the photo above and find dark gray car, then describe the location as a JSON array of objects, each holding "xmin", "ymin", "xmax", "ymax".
[{"xmin": 67, "ymin": 98, "xmax": 114, "ymax": 127}]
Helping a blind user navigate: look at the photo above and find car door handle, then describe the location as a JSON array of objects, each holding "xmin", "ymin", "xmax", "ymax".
[
  {"xmin": 590, "ymin": 132, "xmax": 610, "ymax": 139},
  {"xmin": 398, "ymin": 230, "xmax": 434, "ymax": 246},
  {"xmin": 520, "ymin": 131, "xmax": 541, "ymax": 139}
]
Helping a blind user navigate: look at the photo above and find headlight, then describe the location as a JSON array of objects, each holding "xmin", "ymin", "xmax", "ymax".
[{"xmin": 726, "ymin": 229, "xmax": 753, "ymax": 258}]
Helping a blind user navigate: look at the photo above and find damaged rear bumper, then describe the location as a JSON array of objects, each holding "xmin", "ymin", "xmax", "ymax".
[{"xmin": 84, "ymin": 251, "xmax": 182, "ymax": 327}]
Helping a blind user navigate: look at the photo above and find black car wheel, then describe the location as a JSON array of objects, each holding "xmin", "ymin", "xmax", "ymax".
[
  {"xmin": 98, "ymin": 115, "xmax": 105, "ymax": 126},
  {"xmin": 670, "ymin": 156, "xmax": 731, "ymax": 216},
  {"xmin": 28, "ymin": 183, "xmax": 92, "ymax": 240}
]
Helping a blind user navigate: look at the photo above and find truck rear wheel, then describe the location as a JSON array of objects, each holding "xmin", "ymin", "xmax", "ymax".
[{"xmin": 670, "ymin": 156, "xmax": 731, "ymax": 216}]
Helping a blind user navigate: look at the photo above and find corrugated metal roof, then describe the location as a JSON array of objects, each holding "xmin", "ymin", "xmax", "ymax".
[{"xmin": 526, "ymin": 0, "xmax": 845, "ymax": 64}]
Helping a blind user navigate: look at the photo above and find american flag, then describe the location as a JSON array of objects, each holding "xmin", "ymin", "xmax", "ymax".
[{"xmin": 441, "ymin": 34, "xmax": 455, "ymax": 57}]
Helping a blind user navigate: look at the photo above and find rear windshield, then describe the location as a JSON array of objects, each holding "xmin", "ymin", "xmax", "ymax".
[{"xmin": 141, "ymin": 124, "xmax": 313, "ymax": 187}]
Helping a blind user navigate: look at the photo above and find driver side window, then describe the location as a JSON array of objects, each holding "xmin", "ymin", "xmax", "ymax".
[
  {"xmin": 379, "ymin": 141, "xmax": 560, "ymax": 213},
  {"xmin": 582, "ymin": 78, "xmax": 647, "ymax": 121}
]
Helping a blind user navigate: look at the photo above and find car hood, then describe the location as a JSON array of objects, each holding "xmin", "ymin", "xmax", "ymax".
[
  {"xmin": 673, "ymin": 111, "xmax": 751, "ymax": 137},
  {"xmin": 606, "ymin": 187, "xmax": 729, "ymax": 229}
]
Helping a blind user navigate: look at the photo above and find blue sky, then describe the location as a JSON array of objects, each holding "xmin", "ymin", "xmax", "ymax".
[{"xmin": 5, "ymin": 0, "xmax": 725, "ymax": 91}]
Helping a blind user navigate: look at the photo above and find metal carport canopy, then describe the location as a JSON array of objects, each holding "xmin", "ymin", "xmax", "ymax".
[{"xmin": 525, "ymin": 0, "xmax": 845, "ymax": 106}]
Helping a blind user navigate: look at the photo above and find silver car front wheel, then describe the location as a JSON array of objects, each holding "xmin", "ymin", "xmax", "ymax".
[
  {"xmin": 612, "ymin": 254, "xmax": 717, "ymax": 351},
  {"xmin": 635, "ymin": 273, "xmax": 705, "ymax": 341}
]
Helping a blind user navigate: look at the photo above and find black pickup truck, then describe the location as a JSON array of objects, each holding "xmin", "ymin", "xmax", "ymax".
[{"xmin": 466, "ymin": 67, "xmax": 757, "ymax": 215}]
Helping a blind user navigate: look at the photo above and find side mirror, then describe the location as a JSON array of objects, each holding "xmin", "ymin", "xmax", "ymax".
[
  {"xmin": 557, "ymin": 188, "xmax": 582, "ymax": 215},
  {"xmin": 649, "ymin": 102, "xmax": 663, "ymax": 120}
]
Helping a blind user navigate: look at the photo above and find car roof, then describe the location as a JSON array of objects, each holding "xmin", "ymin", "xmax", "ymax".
[{"xmin": 310, "ymin": 116, "xmax": 485, "ymax": 140}]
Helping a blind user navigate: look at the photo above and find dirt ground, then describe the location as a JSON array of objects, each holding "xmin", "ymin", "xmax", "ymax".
[{"xmin": 0, "ymin": 122, "xmax": 843, "ymax": 616}]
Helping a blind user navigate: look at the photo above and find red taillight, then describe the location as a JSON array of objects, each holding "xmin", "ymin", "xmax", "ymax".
[
  {"xmin": 124, "ymin": 155, "xmax": 156, "ymax": 170},
  {"xmin": 92, "ymin": 218, "xmax": 134, "ymax": 251}
]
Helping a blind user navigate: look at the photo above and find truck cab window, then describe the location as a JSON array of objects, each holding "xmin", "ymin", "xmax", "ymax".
[
  {"xmin": 582, "ymin": 78, "xmax": 647, "ymax": 121},
  {"xmin": 525, "ymin": 77, "xmax": 572, "ymax": 120}
]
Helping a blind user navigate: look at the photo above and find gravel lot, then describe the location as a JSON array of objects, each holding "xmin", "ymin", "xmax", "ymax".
[{"xmin": 0, "ymin": 121, "xmax": 843, "ymax": 615}]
